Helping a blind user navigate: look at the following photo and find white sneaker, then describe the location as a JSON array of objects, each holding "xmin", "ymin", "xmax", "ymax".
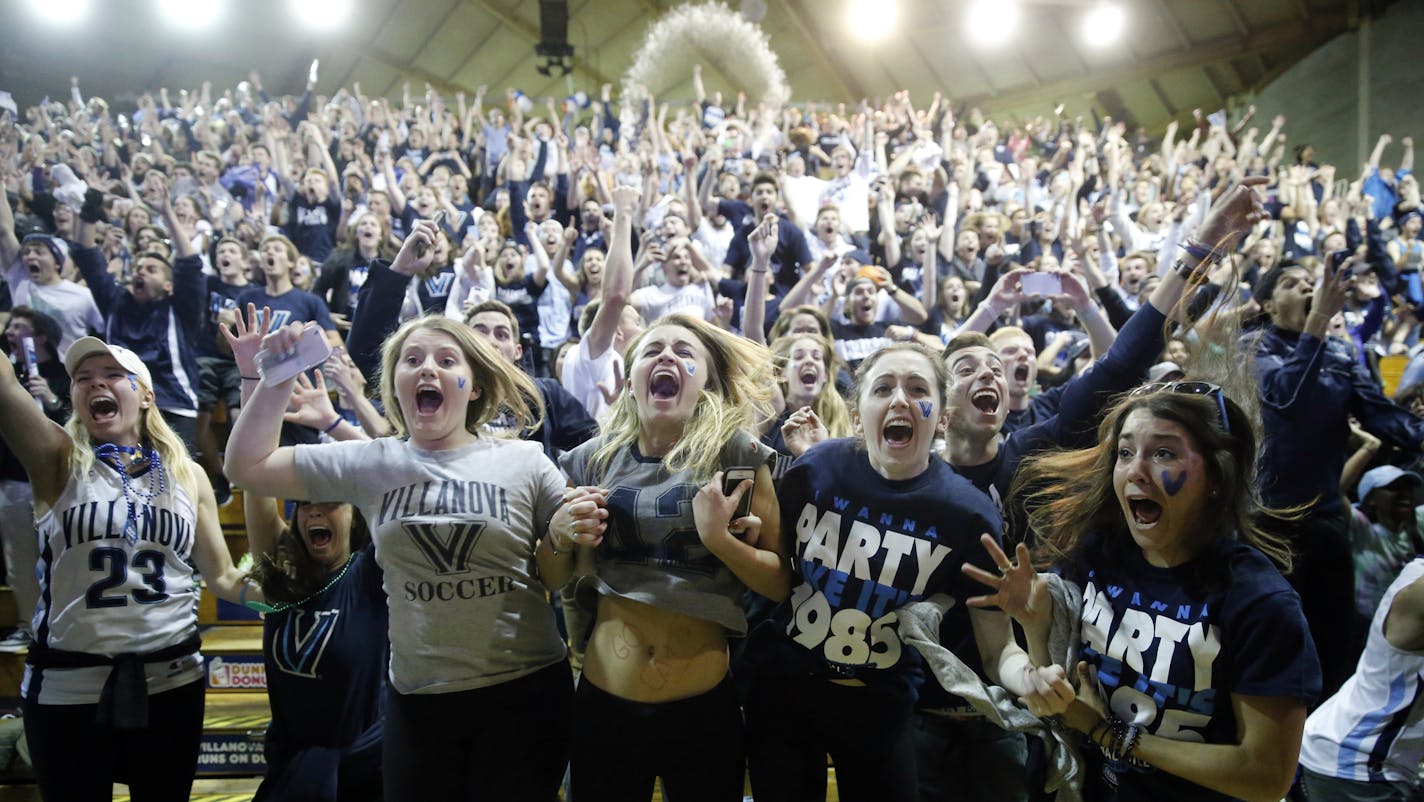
[{"xmin": 0, "ymin": 630, "xmax": 32, "ymax": 653}]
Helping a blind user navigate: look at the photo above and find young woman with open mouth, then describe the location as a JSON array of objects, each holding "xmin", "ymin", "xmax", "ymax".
[
  {"xmin": 968, "ymin": 179, "xmax": 1323, "ymax": 802},
  {"xmin": 0, "ymin": 336, "xmax": 250, "ymax": 801},
  {"xmin": 764, "ymin": 332, "xmax": 852, "ymax": 459},
  {"xmin": 977, "ymin": 384, "xmax": 1320, "ymax": 802},
  {"xmin": 742, "ymin": 342, "xmax": 1050, "ymax": 802},
  {"xmin": 559, "ymin": 311, "xmax": 789, "ymax": 802},
  {"xmin": 226, "ymin": 219, "xmax": 581, "ymax": 800},
  {"xmin": 224, "ymin": 302, "xmax": 386, "ymax": 802}
]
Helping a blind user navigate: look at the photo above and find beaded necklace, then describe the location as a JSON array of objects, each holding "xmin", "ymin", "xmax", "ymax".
[
  {"xmin": 94, "ymin": 442, "xmax": 167, "ymax": 544},
  {"xmin": 247, "ymin": 553, "xmax": 356, "ymax": 615}
]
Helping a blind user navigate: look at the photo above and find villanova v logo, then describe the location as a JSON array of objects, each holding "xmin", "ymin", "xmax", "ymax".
[
  {"xmin": 272, "ymin": 609, "xmax": 340, "ymax": 679},
  {"xmin": 405, "ymin": 521, "xmax": 486, "ymax": 575},
  {"xmin": 424, "ymin": 273, "xmax": 456, "ymax": 297}
]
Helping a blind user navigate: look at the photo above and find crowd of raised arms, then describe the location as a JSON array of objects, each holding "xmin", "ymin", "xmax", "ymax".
[{"xmin": 0, "ymin": 63, "xmax": 1422, "ymax": 802}]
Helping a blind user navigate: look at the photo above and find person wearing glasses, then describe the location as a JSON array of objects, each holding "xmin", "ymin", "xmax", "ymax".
[
  {"xmin": 955, "ymin": 179, "xmax": 1323, "ymax": 801},
  {"xmin": 1254, "ymin": 249, "xmax": 1424, "ymax": 698},
  {"xmin": 969, "ymin": 378, "xmax": 1321, "ymax": 802}
]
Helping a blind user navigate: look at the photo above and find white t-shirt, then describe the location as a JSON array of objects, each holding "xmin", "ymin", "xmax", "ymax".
[
  {"xmin": 783, "ymin": 175, "xmax": 827, "ymax": 230},
  {"xmin": 294, "ymin": 436, "xmax": 567, "ymax": 695},
  {"xmin": 6, "ymin": 259, "xmax": 104, "ymax": 359},
  {"xmin": 629, "ymin": 281, "xmax": 716, "ymax": 324},
  {"xmin": 561, "ymin": 336, "xmax": 621, "ymax": 423}
]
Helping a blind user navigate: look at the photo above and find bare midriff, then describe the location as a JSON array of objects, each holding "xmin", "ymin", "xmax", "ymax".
[{"xmin": 582, "ymin": 594, "xmax": 729, "ymax": 703}]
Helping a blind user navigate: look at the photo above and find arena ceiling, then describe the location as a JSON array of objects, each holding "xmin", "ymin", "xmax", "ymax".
[{"xmin": 0, "ymin": 0, "xmax": 1390, "ymax": 131}]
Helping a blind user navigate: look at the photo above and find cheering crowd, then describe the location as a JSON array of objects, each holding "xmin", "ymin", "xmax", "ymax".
[{"xmin": 1, "ymin": 63, "xmax": 1423, "ymax": 801}]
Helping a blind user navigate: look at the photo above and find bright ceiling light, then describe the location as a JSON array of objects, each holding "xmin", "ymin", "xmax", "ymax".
[
  {"xmin": 1080, "ymin": 3, "xmax": 1126, "ymax": 48},
  {"xmin": 158, "ymin": 0, "xmax": 223, "ymax": 30},
  {"xmin": 27, "ymin": 0, "xmax": 89, "ymax": 25},
  {"xmin": 966, "ymin": 0, "xmax": 1019, "ymax": 47},
  {"xmin": 846, "ymin": 0, "xmax": 897, "ymax": 44},
  {"xmin": 291, "ymin": 0, "xmax": 351, "ymax": 31}
]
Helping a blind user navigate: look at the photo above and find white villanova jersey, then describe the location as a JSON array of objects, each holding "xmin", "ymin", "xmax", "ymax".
[{"xmin": 23, "ymin": 460, "xmax": 203, "ymax": 703}]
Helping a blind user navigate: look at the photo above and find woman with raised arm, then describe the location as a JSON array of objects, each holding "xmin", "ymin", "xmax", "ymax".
[
  {"xmin": 559, "ymin": 188, "xmax": 789, "ymax": 799},
  {"xmin": 970, "ymin": 180, "xmax": 1325, "ymax": 802},
  {"xmin": 224, "ymin": 303, "xmax": 385, "ymax": 802},
  {"xmin": 0, "ymin": 335, "xmax": 250, "ymax": 801},
  {"xmin": 226, "ymin": 218, "xmax": 578, "ymax": 801}
]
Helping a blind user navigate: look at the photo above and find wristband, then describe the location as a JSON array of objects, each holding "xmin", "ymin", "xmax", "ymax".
[
  {"xmin": 1180, "ymin": 238, "xmax": 1215, "ymax": 263},
  {"xmin": 240, "ymin": 375, "xmax": 260, "ymax": 381},
  {"xmin": 322, "ymin": 416, "xmax": 344, "ymax": 434},
  {"xmin": 1172, "ymin": 258, "xmax": 1206, "ymax": 282}
]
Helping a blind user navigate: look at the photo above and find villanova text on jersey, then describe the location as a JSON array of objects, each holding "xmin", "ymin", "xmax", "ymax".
[
  {"xmin": 376, "ymin": 478, "xmax": 515, "ymax": 603},
  {"xmin": 1080, "ymin": 568, "xmax": 1221, "ymax": 741},
  {"xmin": 59, "ymin": 498, "xmax": 194, "ymax": 557},
  {"xmin": 787, "ymin": 492, "xmax": 956, "ymax": 673}
]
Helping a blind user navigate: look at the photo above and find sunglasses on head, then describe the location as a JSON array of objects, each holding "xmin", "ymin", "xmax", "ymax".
[{"xmin": 1128, "ymin": 381, "xmax": 1231, "ymax": 435}]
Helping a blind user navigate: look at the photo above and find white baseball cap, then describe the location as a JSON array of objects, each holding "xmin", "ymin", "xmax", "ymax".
[{"xmin": 64, "ymin": 337, "xmax": 153, "ymax": 391}]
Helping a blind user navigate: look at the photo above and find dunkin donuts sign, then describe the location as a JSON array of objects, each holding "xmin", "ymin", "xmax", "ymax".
[{"xmin": 206, "ymin": 655, "xmax": 268, "ymax": 690}]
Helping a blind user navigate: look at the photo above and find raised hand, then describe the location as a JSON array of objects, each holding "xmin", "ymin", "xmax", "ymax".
[
  {"xmin": 596, "ymin": 359, "xmax": 625, "ymax": 406},
  {"xmin": 221, "ymin": 303, "xmax": 274, "ymax": 377},
  {"xmin": 611, "ymin": 183, "xmax": 641, "ymax": 212},
  {"xmin": 391, "ymin": 218, "xmax": 440, "ymax": 277},
  {"xmin": 1191, "ymin": 175, "xmax": 1269, "ymax": 254},
  {"xmin": 283, "ymin": 371, "xmax": 339, "ymax": 430},
  {"xmin": 961, "ymin": 534, "xmax": 1051, "ymax": 634},
  {"xmin": 985, "ymin": 267, "xmax": 1035, "ymax": 314},
  {"xmin": 781, "ymin": 406, "xmax": 828, "ymax": 458},
  {"xmin": 750, "ymin": 212, "xmax": 779, "ymax": 264}
]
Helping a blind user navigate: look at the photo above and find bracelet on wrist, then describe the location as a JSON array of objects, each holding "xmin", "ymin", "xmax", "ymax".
[
  {"xmin": 1172, "ymin": 258, "xmax": 1209, "ymax": 282},
  {"xmin": 1180, "ymin": 238, "xmax": 1215, "ymax": 264},
  {"xmin": 240, "ymin": 375, "xmax": 260, "ymax": 381},
  {"xmin": 322, "ymin": 417, "xmax": 344, "ymax": 434}
]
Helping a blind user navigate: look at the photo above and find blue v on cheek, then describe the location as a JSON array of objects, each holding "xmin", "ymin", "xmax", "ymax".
[{"xmin": 1161, "ymin": 470, "xmax": 1188, "ymax": 496}]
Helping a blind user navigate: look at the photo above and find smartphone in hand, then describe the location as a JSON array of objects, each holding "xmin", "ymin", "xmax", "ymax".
[
  {"xmin": 1020, "ymin": 272, "xmax": 1062, "ymax": 297},
  {"xmin": 723, "ymin": 467, "xmax": 756, "ymax": 533},
  {"xmin": 256, "ymin": 325, "xmax": 332, "ymax": 384}
]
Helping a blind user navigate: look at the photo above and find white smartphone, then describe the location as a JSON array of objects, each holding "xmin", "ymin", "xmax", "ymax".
[
  {"xmin": 1021, "ymin": 272, "xmax": 1062, "ymax": 297},
  {"xmin": 256, "ymin": 325, "xmax": 332, "ymax": 384},
  {"xmin": 723, "ymin": 466, "xmax": 756, "ymax": 532}
]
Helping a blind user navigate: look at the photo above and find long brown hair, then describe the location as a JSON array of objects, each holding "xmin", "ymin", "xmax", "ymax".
[{"xmin": 1013, "ymin": 388, "xmax": 1294, "ymax": 575}]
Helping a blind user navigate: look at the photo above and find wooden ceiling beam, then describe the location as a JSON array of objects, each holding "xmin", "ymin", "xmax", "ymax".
[
  {"xmin": 1154, "ymin": 0, "xmax": 1193, "ymax": 50},
  {"xmin": 957, "ymin": 15, "xmax": 1345, "ymax": 115},
  {"xmin": 1149, "ymin": 78, "xmax": 1177, "ymax": 117},
  {"xmin": 335, "ymin": 0, "xmax": 406, "ymax": 91},
  {"xmin": 1201, "ymin": 64, "xmax": 1232, "ymax": 109},
  {"xmin": 370, "ymin": 47, "xmax": 475, "ymax": 98},
  {"xmin": 1219, "ymin": 0, "xmax": 1252, "ymax": 37},
  {"xmin": 781, "ymin": 0, "xmax": 862, "ymax": 99}
]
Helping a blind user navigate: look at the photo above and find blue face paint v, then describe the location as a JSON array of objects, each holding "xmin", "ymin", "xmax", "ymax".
[
  {"xmin": 457, "ymin": 377, "xmax": 466, "ymax": 390},
  {"xmin": 127, "ymin": 374, "xmax": 138, "ymax": 392},
  {"xmin": 684, "ymin": 361, "xmax": 696, "ymax": 376},
  {"xmin": 916, "ymin": 400, "xmax": 934, "ymax": 419},
  {"xmin": 1161, "ymin": 470, "xmax": 1188, "ymax": 496}
]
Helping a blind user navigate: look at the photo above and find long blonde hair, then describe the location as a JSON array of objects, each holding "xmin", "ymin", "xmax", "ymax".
[
  {"xmin": 771, "ymin": 333, "xmax": 851, "ymax": 439},
  {"xmin": 588, "ymin": 314, "xmax": 775, "ymax": 484},
  {"xmin": 378, "ymin": 315, "xmax": 544, "ymax": 438},
  {"xmin": 66, "ymin": 405, "xmax": 197, "ymax": 497}
]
